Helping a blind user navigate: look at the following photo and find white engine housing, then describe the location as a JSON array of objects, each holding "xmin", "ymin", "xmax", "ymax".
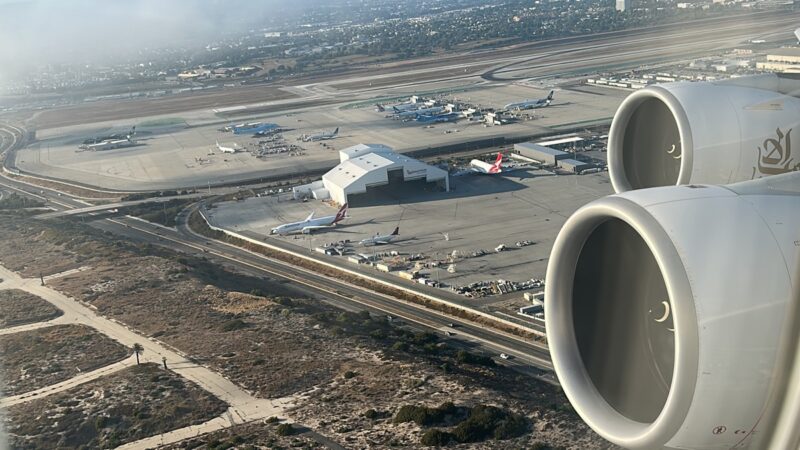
[
  {"xmin": 545, "ymin": 174, "xmax": 800, "ymax": 449},
  {"xmin": 607, "ymin": 74, "xmax": 800, "ymax": 193}
]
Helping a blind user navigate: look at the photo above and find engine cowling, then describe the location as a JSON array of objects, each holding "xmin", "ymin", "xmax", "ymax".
[
  {"xmin": 545, "ymin": 174, "xmax": 800, "ymax": 449},
  {"xmin": 607, "ymin": 74, "xmax": 800, "ymax": 193}
]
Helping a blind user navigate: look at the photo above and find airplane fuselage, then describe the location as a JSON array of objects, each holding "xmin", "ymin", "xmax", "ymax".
[{"xmin": 271, "ymin": 215, "xmax": 338, "ymax": 235}]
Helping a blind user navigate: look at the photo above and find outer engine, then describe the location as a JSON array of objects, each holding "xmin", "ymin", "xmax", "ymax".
[
  {"xmin": 607, "ymin": 74, "xmax": 800, "ymax": 192},
  {"xmin": 545, "ymin": 74, "xmax": 800, "ymax": 449}
]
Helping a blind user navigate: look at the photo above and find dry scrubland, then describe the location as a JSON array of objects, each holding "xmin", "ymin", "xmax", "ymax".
[
  {"xmin": 0, "ymin": 324, "xmax": 130, "ymax": 396},
  {"xmin": 0, "ymin": 289, "xmax": 63, "ymax": 328},
  {"xmin": 0, "ymin": 213, "xmax": 610, "ymax": 448},
  {"xmin": 161, "ymin": 420, "xmax": 327, "ymax": 450},
  {"xmin": 6, "ymin": 363, "xmax": 228, "ymax": 449}
]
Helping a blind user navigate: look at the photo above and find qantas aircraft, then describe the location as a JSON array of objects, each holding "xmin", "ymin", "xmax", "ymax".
[
  {"xmin": 270, "ymin": 204, "xmax": 348, "ymax": 235},
  {"xmin": 470, "ymin": 153, "xmax": 503, "ymax": 174},
  {"xmin": 360, "ymin": 227, "xmax": 399, "ymax": 246}
]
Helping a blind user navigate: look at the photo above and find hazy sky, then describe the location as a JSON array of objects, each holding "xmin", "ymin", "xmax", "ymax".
[{"xmin": 0, "ymin": 0, "xmax": 297, "ymax": 76}]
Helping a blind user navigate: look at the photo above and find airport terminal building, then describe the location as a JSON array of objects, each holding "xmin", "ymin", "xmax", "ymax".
[{"xmin": 294, "ymin": 144, "xmax": 449, "ymax": 205}]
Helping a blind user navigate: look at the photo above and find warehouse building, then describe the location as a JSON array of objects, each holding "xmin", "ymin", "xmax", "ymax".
[
  {"xmin": 536, "ymin": 136, "xmax": 584, "ymax": 150},
  {"xmin": 757, "ymin": 48, "xmax": 800, "ymax": 72},
  {"xmin": 321, "ymin": 144, "xmax": 449, "ymax": 206},
  {"xmin": 514, "ymin": 142, "xmax": 570, "ymax": 166},
  {"xmin": 558, "ymin": 158, "xmax": 594, "ymax": 173}
]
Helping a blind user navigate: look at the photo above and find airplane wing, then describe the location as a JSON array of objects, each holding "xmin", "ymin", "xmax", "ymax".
[{"xmin": 301, "ymin": 225, "xmax": 331, "ymax": 234}]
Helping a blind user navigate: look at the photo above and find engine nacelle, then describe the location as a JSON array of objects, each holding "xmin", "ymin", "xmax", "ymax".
[
  {"xmin": 607, "ymin": 74, "xmax": 800, "ymax": 193},
  {"xmin": 545, "ymin": 174, "xmax": 800, "ymax": 449}
]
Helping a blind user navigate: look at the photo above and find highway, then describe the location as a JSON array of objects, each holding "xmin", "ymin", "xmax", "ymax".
[{"xmin": 0, "ymin": 126, "xmax": 556, "ymax": 383}]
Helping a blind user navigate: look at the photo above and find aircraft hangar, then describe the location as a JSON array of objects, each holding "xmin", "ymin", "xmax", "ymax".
[{"xmin": 317, "ymin": 144, "xmax": 450, "ymax": 206}]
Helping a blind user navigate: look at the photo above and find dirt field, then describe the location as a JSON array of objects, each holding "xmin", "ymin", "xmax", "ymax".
[
  {"xmin": 0, "ymin": 289, "xmax": 62, "ymax": 328},
  {"xmin": 54, "ymin": 268, "xmax": 356, "ymax": 398},
  {"xmin": 0, "ymin": 324, "xmax": 130, "ymax": 396},
  {"xmin": 161, "ymin": 420, "xmax": 326, "ymax": 449},
  {"xmin": 5, "ymin": 363, "xmax": 228, "ymax": 449},
  {"xmin": 0, "ymin": 213, "xmax": 610, "ymax": 448},
  {"xmin": 31, "ymin": 84, "xmax": 297, "ymax": 130},
  {"xmin": 290, "ymin": 348, "xmax": 608, "ymax": 449}
]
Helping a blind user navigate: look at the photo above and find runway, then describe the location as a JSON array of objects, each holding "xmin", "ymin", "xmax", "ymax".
[{"xmin": 27, "ymin": 10, "xmax": 800, "ymax": 130}]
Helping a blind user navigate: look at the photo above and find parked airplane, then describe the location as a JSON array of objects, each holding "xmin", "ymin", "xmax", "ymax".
[
  {"xmin": 393, "ymin": 106, "xmax": 443, "ymax": 119},
  {"xmin": 470, "ymin": 153, "xmax": 503, "ymax": 174},
  {"xmin": 270, "ymin": 203, "xmax": 348, "ymax": 235},
  {"xmin": 504, "ymin": 90, "xmax": 555, "ymax": 111},
  {"xmin": 378, "ymin": 96, "xmax": 431, "ymax": 113},
  {"xmin": 416, "ymin": 112, "xmax": 461, "ymax": 123},
  {"xmin": 232, "ymin": 122, "xmax": 280, "ymax": 135},
  {"xmin": 360, "ymin": 227, "xmax": 399, "ymax": 246},
  {"xmin": 216, "ymin": 141, "xmax": 238, "ymax": 154},
  {"xmin": 302, "ymin": 127, "xmax": 339, "ymax": 142},
  {"xmin": 82, "ymin": 126, "xmax": 136, "ymax": 145}
]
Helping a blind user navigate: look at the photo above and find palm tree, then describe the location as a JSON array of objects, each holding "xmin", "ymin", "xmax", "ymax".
[{"xmin": 132, "ymin": 343, "xmax": 144, "ymax": 365}]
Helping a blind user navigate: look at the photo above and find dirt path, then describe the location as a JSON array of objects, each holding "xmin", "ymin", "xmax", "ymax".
[{"xmin": 0, "ymin": 263, "xmax": 300, "ymax": 448}]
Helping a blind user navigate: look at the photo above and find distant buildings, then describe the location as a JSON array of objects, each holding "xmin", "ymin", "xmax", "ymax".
[
  {"xmin": 616, "ymin": 0, "xmax": 630, "ymax": 11},
  {"xmin": 757, "ymin": 48, "xmax": 800, "ymax": 72}
]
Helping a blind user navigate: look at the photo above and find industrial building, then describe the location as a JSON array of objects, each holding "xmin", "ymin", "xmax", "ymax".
[
  {"xmin": 558, "ymin": 158, "xmax": 593, "ymax": 174},
  {"xmin": 756, "ymin": 48, "xmax": 800, "ymax": 72},
  {"xmin": 616, "ymin": 0, "xmax": 630, "ymax": 12},
  {"xmin": 536, "ymin": 136, "xmax": 584, "ymax": 150},
  {"xmin": 514, "ymin": 142, "xmax": 570, "ymax": 166},
  {"xmin": 294, "ymin": 144, "xmax": 449, "ymax": 206}
]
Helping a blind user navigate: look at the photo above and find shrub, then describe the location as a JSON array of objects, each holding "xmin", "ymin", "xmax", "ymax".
[
  {"xmin": 343, "ymin": 370, "xmax": 358, "ymax": 379},
  {"xmin": 420, "ymin": 429, "xmax": 454, "ymax": 446},
  {"xmin": 450, "ymin": 405, "xmax": 527, "ymax": 443},
  {"xmin": 363, "ymin": 409, "xmax": 379, "ymax": 420},
  {"xmin": 455, "ymin": 350, "xmax": 496, "ymax": 367},
  {"xmin": 393, "ymin": 405, "xmax": 444, "ymax": 426},
  {"xmin": 275, "ymin": 423, "xmax": 295, "ymax": 436},
  {"xmin": 221, "ymin": 319, "xmax": 248, "ymax": 332},
  {"xmin": 391, "ymin": 341, "xmax": 410, "ymax": 352}
]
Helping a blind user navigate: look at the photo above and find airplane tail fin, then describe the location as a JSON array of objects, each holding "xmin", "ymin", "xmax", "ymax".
[
  {"xmin": 333, "ymin": 127, "xmax": 339, "ymax": 136},
  {"xmin": 547, "ymin": 90, "xmax": 555, "ymax": 100},
  {"xmin": 391, "ymin": 227, "xmax": 399, "ymax": 236},
  {"xmin": 334, "ymin": 203, "xmax": 348, "ymax": 223},
  {"xmin": 490, "ymin": 153, "xmax": 503, "ymax": 173},
  {"xmin": 376, "ymin": 104, "xmax": 385, "ymax": 112},
  {"xmin": 393, "ymin": 106, "xmax": 401, "ymax": 113}
]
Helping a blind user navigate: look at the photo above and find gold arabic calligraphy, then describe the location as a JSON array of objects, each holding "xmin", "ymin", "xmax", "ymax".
[{"xmin": 754, "ymin": 127, "xmax": 800, "ymax": 177}]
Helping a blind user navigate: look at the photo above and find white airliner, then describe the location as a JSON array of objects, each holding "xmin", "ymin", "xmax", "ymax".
[
  {"xmin": 360, "ymin": 227, "xmax": 399, "ymax": 246},
  {"xmin": 216, "ymin": 141, "xmax": 238, "ymax": 154},
  {"xmin": 470, "ymin": 153, "xmax": 503, "ymax": 174},
  {"xmin": 504, "ymin": 90, "xmax": 554, "ymax": 111},
  {"xmin": 302, "ymin": 127, "xmax": 339, "ymax": 142},
  {"xmin": 270, "ymin": 203, "xmax": 348, "ymax": 235}
]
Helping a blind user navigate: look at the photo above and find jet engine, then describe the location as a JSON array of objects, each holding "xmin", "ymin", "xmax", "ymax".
[
  {"xmin": 607, "ymin": 73, "xmax": 800, "ymax": 193},
  {"xmin": 545, "ymin": 172, "xmax": 800, "ymax": 449}
]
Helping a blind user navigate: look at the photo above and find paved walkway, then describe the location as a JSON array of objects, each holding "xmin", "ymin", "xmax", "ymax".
[
  {"xmin": 0, "ymin": 264, "xmax": 297, "ymax": 448},
  {"xmin": 0, "ymin": 315, "xmax": 68, "ymax": 336},
  {"xmin": 1, "ymin": 355, "xmax": 136, "ymax": 408}
]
